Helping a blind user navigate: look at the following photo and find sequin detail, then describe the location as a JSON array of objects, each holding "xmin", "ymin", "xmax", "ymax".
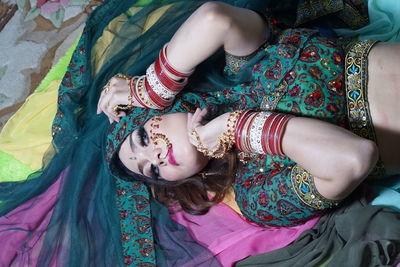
[
  {"xmin": 291, "ymin": 165, "xmax": 339, "ymax": 209},
  {"xmin": 345, "ymin": 40, "xmax": 385, "ymax": 176}
]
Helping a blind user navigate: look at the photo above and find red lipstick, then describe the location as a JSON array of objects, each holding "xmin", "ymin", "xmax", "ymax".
[{"xmin": 167, "ymin": 146, "xmax": 180, "ymax": 166}]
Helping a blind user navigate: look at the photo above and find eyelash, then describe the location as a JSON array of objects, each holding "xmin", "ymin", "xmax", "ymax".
[
  {"xmin": 137, "ymin": 127, "xmax": 160, "ymax": 179},
  {"xmin": 138, "ymin": 127, "xmax": 149, "ymax": 147}
]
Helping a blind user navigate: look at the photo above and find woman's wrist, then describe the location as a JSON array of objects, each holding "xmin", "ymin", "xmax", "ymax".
[{"xmin": 234, "ymin": 111, "xmax": 294, "ymax": 156}]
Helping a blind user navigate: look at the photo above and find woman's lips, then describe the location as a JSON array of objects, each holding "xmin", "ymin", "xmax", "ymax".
[{"xmin": 167, "ymin": 146, "xmax": 180, "ymax": 166}]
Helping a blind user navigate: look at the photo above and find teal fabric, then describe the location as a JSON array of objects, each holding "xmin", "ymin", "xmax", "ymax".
[
  {"xmin": 108, "ymin": 28, "xmax": 351, "ymax": 228},
  {"xmin": 0, "ymin": 0, "xmax": 275, "ymax": 265},
  {"xmin": 335, "ymin": 0, "xmax": 400, "ymax": 41},
  {"xmin": 0, "ymin": 0, "xmax": 393, "ymax": 265},
  {"xmin": 370, "ymin": 176, "xmax": 400, "ymax": 212},
  {"xmin": 232, "ymin": 29, "xmax": 350, "ymax": 227}
]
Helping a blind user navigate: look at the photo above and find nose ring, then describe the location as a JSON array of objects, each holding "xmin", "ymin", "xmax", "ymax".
[{"xmin": 151, "ymin": 133, "xmax": 172, "ymax": 159}]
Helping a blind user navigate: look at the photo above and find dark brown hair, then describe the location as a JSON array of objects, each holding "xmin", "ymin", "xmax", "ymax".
[{"xmin": 111, "ymin": 151, "xmax": 237, "ymax": 215}]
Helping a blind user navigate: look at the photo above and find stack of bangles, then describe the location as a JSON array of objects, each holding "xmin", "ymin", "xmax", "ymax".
[
  {"xmin": 234, "ymin": 111, "xmax": 294, "ymax": 157},
  {"xmin": 126, "ymin": 43, "xmax": 194, "ymax": 110},
  {"xmin": 193, "ymin": 110, "xmax": 294, "ymax": 158}
]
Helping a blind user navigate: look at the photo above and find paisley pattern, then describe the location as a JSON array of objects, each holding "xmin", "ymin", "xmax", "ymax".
[
  {"xmin": 108, "ymin": 30, "xmax": 352, "ymax": 231},
  {"xmin": 234, "ymin": 29, "xmax": 350, "ymax": 227},
  {"xmin": 116, "ymin": 179, "xmax": 156, "ymax": 266}
]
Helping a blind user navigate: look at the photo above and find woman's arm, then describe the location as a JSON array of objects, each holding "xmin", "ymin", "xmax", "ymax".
[
  {"xmin": 282, "ymin": 117, "xmax": 378, "ymax": 200},
  {"xmin": 97, "ymin": 2, "xmax": 267, "ymax": 122},
  {"xmin": 189, "ymin": 109, "xmax": 379, "ymax": 201},
  {"xmin": 166, "ymin": 1, "xmax": 267, "ymax": 72}
]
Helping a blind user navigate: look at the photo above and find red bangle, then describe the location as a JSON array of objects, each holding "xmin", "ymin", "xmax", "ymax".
[
  {"xmin": 144, "ymin": 78, "xmax": 172, "ymax": 108},
  {"xmin": 235, "ymin": 110, "xmax": 253, "ymax": 151},
  {"xmin": 268, "ymin": 114, "xmax": 283, "ymax": 155},
  {"xmin": 235, "ymin": 111, "xmax": 293, "ymax": 156},
  {"xmin": 275, "ymin": 115, "xmax": 292, "ymax": 156},
  {"xmin": 160, "ymin": 44, "xmax": 194, "ymax": 78},
  {"xmin": 154, "ymin": 58, "xmax": 186, "ymax": 92},
  {"xmin": 261, "ymin": 114, "xmax": 275, "ymax": 154}
]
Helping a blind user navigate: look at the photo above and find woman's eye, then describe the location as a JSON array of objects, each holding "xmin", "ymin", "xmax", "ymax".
[
  {"xmin": 138, "ymin": 127, "xmax": 150, "ymax": 146},
  {"xmin": 150, "ymin": 164, "xmax": 160, "ymax": 179}
]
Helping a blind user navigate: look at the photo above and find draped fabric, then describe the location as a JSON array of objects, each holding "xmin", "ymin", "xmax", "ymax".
[
  {"xmin": 0, "ymin": 0, "xmax": 382, "ymax": 266},
  {"xmin": 236, "ymin": 192, "xmax": 400, "ymax": 267},
  {"xmin": 0, "ymin": 0, "xmax": 275, "ymax": 265},
  {"xmin": 335, "ymin": 0, "xmax": 400, "ymax": 41}
]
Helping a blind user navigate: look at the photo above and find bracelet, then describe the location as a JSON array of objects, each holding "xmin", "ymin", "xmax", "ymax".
[
  {"xmin": 110, "ymin": 73, "xmax": 134, "ymax": 110},
  {"xmin": 192, "ymin": 110, "xmax": 244, "ymax": 159},
  {"xmin": 235, "ymin": 111, "xmax": 293, "ymax": 156},
  {"xmin": 126, "ymin": 44, "xmax": 193, "ymax": 109}
]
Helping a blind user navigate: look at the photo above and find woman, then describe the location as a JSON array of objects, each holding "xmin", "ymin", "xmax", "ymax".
[
  {"xmin": 98, "ymin": 2, "xmax": 399, "ymax": 227},
  {"xmin": 1, "ymin": 0, "xmax": 399, "ymax": 266}
]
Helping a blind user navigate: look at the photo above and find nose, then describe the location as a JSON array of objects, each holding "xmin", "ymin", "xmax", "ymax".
[{"xmin": 141, "ymin": 146, "xmax": 167, "ymax": 166}]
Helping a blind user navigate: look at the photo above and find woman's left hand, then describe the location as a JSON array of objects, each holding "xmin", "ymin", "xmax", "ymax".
[{"xmin": 97, "ymin": 76, "xmax": 132, "ymax": 123}]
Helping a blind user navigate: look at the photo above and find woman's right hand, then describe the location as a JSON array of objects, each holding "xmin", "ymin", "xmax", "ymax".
[
  {"xmin": 97, "ymin": 76, "xmax": 138, "ymax": 123},
  {"xmin": 187, "ymin": 108, "xmax": 230, "ymax": 154}
]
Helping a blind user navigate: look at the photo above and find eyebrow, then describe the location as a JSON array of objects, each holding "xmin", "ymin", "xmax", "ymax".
[{"xmin": 129, "ymin": 132, "xmax": 144, "ymax": 175}]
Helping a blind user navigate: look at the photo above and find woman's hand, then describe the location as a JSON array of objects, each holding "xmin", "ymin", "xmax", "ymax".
[
  {"xmin": 187, "ymin": 108, "xmax": 230, "ymax": 155},
  {"xmin": 97, "ymin": 76, "xmax": 133, "ymax": 123}
]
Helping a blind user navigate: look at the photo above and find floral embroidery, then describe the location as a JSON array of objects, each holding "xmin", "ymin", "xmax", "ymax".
[
  {"xmin": 345, "ymin": 40, "xmax": 385, "ymax": 176},
  {"xmin": 291, "ymin": 165, "xmax": 339, "ymax": 210},
  {"xmin": 295, "ymin": 0, "xmax": 343, "ymax": 26}
]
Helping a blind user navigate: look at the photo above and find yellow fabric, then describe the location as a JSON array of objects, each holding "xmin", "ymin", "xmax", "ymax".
[
  {"xmin": 0, "ymin": 4, "xmax": 169, "ymax": 175},
  {"xmin": 92, "ymin": 5, "xmax": 171, "ymax": 74},
  {"xmin": 0, "ymin": 80, "xmax": 59, "ymax": 170}
]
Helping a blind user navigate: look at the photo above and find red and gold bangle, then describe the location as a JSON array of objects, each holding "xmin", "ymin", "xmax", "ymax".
[
  {"xmin": 154, "ymin": 58, "xmax": 187, "ymax": 92},
  {"xmin": 144, "ymin": 77, "xmax": 173, "ymax": 108},
  {"xmin": 135, "ymin": 75, "xmax": 163, "ymax": 109},
  {"xmin": 234, "ymin": 110, "xmax": 253, "ymax": 151},
  {"xmin": 147, "ymin": 62, "xmax": 180, "ymax": 99},
  {"xmin": 160, "ymin": 44, "xmax": 194, "ymax": 79},
  {"xmin": 234, "ymin": 111, "xmax": 293, "ymax": 156}
]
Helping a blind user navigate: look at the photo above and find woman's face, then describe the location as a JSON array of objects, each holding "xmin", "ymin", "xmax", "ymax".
[{"xmin": 118, "ymin": 113, "xmax": 209, "ymax": 181}]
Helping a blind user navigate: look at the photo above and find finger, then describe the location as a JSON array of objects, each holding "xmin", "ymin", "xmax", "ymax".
[
  {"xmin": 101, "ymin": 100, "xmax": 114, "ymax": 122},
  {"xmin": 191, "ymin": 108, "xmax": 202, "ymax": 124},
  {"xmin": 107, "ymin": 105, "xmax": 121, "ymax": 122},
  {"xmin": 97, "ymin": 90, "xmax": 106, "ymax": 114},
  {"xmin": 98, "ymin": 90, "xmax": 111, "ymax": 114},
  {"xmin": 187, "ymin": 113, "xmax": 193, "ymax": 131},
  {"xmin": 192, "ymin": 109, "xmax": 205, "ymax": 125},
  {"xmin": 118, "ymin": 111, "xmax": 126, "ymax": 117},
  {"xmin": 198, "ymin": 107, "xmax": 208, "ymax": 120},
  {"xmin": 101, "ymin": 93, "xmax": 117, "ymax": 121}
]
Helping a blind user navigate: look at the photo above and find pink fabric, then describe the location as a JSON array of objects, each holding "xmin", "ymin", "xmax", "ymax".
[
  {"xmin": 37, "ymin": 0, "xmax": 69, "ymax": 15},
  {"xmin": 171, "ymin": 203, "xmax": 319, "ymax": 266},
  {"xmin": 0, "ymin": 169, "xmax": 67, "ymax": 266}
]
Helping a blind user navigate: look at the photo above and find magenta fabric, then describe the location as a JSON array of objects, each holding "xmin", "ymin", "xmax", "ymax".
[
  {"xmin": 171, "ymin": 203, "xmax": 319, "ymax": 266},
  {"xmin": 0, "ymin": 169, "xmax": 67, "ymax": 266}
]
